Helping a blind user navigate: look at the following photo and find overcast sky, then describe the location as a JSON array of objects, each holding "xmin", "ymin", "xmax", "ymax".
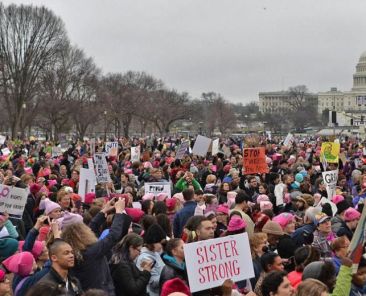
[{"xmin": 3, "ymin": 0, "xmax": 366, "ymax": 103}]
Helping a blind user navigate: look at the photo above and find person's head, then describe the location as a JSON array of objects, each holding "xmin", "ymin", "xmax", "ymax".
[
  {"xmin": 144, "ymin": 224, "xmax": 167, "ymax": 253},
  {"xmin": 294, "ymin": 246, "xmax": 321, "ymax": 272},
  {"xmin": 48, "ymin": 239, "xmax": 74, "ymax": 271},
  {"xmin": 206, "ymin": 174, "xmax": 216, "ymax": 184},
  {"xmin": 0, "ymin": 270, "xmax": 10, "ymax": 296},
  {"xmin": 111, "ymin": 233, "xmax": 144, "ymax": 263},
  {"xmin": 141, "ymin": 199, "xmax": 154, "ymax": 215},
  {"xmin": 304, "ymin": 207, "xmax": 322, "ymax": 225},
  {"xmin": 296, "ymin": 279, "xmax": 328, "ymax": 296},
  {"xmin": 262, "ymin": 221, "xmax": 284, "ymax": 247},
  {"xmin": 302, "ymin": 261, "xmax": 336, "ymax": 292},
  {"xmin": 235, "ymin": 190, "xmax": 250, "ymax": 211},
  {"xmin": 250, "ymin": 232, "xmax": 268, "ymax": 258},
  {"xmin": 272, "ymin": 213, "xmax": 295, "ymax": 234},
  {"xmin": 57, "ymin": 190, "xmax": 72, "ymax": 209},
  {"xmin": 221, "ymin": 182, "xmax": 231, "ymax": 192},
  {"xmin": 25, "ymin": 281, "xmax": 68, "ymax": 296},
  {"xmin": 261, "ymin": 271, "xmax": 294, "ymax": 296},
  {"xmin": 259, "ymin": 183, "xmax": 268, "ymax": 194},
  {"xmin": 152, "ymin": 201, "xmax": 167, "ymax": 215},
  {"xmin": 71, "ymin": 169, "xmax": 79, "ymax": 181},
  {"xmin": 315, "ymin": 213, "xmax": 332, "ymax": 234},
  {"xmin": 344, "ymin": 207, "xmax": 361, "ymax": 230},
  {"xmin": 205, "ymin": 212, "xmax": 217, "ymax": 231},
  {"xmin": 156, "ymin": 213, "xmax": 172, "ymax": 238},
  {"xmin": 60, "ymin": 165, "xmax": 67, "ymax": 176},
  {"xmin": 196, "ymin": 218, "xmax": 214, "ymax": 241},
  {"xmin": 165, "ymin": 238, "xmax": 185, "ymax": 262},
  {"xmin": 261, "ymin": 252, "xmax": 284, "ymax": 272},
  {"xmin": 353, "ymin": 255, "xmax": 366, "ymax": 288},
  {"xmin": 182, "ymin": 188, "xmax": 194, "ymax": 201},
  {"xmin": 150, "ymin": 168, "xmax": 163, "ymax": 180},
  {"xmin": 331, "ymin": 236, "xmax": 350, "ymax": 258},
  {"xmin": 248, "ymin": 176, "xmax": 258, "ymax": 188}
]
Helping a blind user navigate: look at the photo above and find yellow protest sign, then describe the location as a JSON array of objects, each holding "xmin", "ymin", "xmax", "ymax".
[{"xmin": 321, "ymin": 142, "xmax": 340, "ymax": 163}]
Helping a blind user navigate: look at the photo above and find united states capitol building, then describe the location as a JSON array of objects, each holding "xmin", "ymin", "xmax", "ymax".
[{"xmin": 259, "ymin": 51, "xmax": 366, "ymax": 126}]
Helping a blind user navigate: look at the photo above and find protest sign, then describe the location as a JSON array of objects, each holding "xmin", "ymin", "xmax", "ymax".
[
  {"xmin": 318, "ymin": 197, "xmax": 337, "ymax": 217},
  {"xmin": 90, "ymin": 138, "xmax": 96, "ymax": 156},
  {"xmin": 51, "ymin": 146, "xmax": 62, "ymax": 157},
  {"xmin": 222, "ymin": 145, "xmax": 231, "ymax": 158},
  {"xmin": 105, "ymin": 141, "xmax": 118, "ymax": 157},
  {"xmin": 131, "ymin": 146, "xmax": 141, "ymax": 162},
  {"xmin": 283, "ymin": 133, "xmax": 294, "ymax": 147},
  {"xmin": 192, "ymin": 135, "xmax": 212, "ymax": 157},
  {"xmin": 211, "ymin": 138, "xmax": 219, "ymax": 156},
  {"xmin": 0, "ymin": 185, "xmax": 28, "ymax": 219},
  {"xmin": 78, "ymin": 168, "xmax": 97, "ymax": 202},
  {"xmin": 93, "ymin": 153, "xmax": 111, "ymax": 183},
  {"xmin": 322, "ymin": 169, "xmax": 338, "ymax": 199},
  {"xmin": 0, "ymin": 135, "xmax": 6, "ymax": 145},
  {"xmin": 1, "ymin": 148, "xmax": 10, "ymax": 156},
  {"xmin": 144, "ymin": 182, "xmax": 171, "ymax": 198},
  {"xmin": 176, "ymin": 141, "xmax": 190, "ymax": 159},
  {"xmin": 321, "ymin": 142, "xmax": 340, "ymax": 164},
  {"xmin": 184, "ymin": 233, "xmax": 254, "ymax": 293},
  {"xmin": 243, "ymin": 147, "xmax": 269, "ymax": 175}
]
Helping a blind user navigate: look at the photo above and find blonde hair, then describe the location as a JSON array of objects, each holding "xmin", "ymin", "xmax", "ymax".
[
  {"xmin": 250, "ymin": 232, "xmax": 268, "ymax": 258},
  {"xmin": 206, "ymin": 174, "xmax": 217, "ymax": 184},
  {"xmin": 61, "ymin": 223, "xmax": 98, "ymax": 260},
  {"xmin": 296, "ymin": 279, "xmax": 328, "ymax": 296},
  {"xmin": 57, "ymin": 190, "xmax": 69, "ymax": 203}
]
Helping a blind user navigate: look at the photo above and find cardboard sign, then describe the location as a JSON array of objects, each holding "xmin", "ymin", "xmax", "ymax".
[
  {"xmin": 176, "ymin": 141, "xmax": 190, "ymax": 160},
  {"xmin": 321, "ymin": 142, "xmax": 340, "ymax": 164},
  {"xmin": 105, "ymin": 142, "xmax": 118, "ymax": 157},
  {"xmin": 131, "ymin": 146, "xmax": 141, "ymax": 162},
  {"xmin": 1, "ymin": 148, "xmax": 10, "ymax": 156},
  {"xmin": 0, "ymin": 185, "xmax": 28, "ymax": 219},
  {"xmin": 211, "ymin": 139, "xmax": 219, "ymax": 156},
  {"xmin": 243, "ymin": 147, "xmax": 269, "ymax": 175},
  {"xmin": 322, "ymin": 169, "xmax": 338, "ymax": 199},
  {"xmin": 184, "ymin": 233, "xmax": 254, "ymax": 293},
  {"xmin": 93, "ymin": 153, "xmax": 111, "ymax": 183},
  {"xmin": 78, "ymin": 168, "xmax": 97, "ymax": 202},
  {"xmin": 144, "ymin": 182, "xmax": 171, "ymax": 198},
  {"xmin": 283, "ymin": 133, "xmax": 294, "ymax": 147},
  {"xmin": 192, "ymin": 135, "xmax": 212, "ymax": 157},
  {"xmin": 0, "ymin": 135, "xmax": 6, "ymax": 145}
]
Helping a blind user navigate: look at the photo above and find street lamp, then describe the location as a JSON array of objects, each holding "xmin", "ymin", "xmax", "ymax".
[{"xmin": 104, "ymin": 110, "xmax": 107, "ymax": 141}]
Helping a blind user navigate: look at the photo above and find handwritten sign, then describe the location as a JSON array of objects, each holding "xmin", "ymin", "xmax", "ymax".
[
  {"xmin": 144, "ymin": 182, "xmax": 171, "ymax": 198},
  {"xmin": 0, "ymin": 185, "xmax": 28, "ymax": 219},
  {"xmin": 105, "ymin": 142, "xmax": 118, "ymax": 157},
  {"xmin": 321, "ymin": 142, "xmax": 340, "ymax": 164},
  {"xmin": 184, "ymin": 233, "xmax": 254, "ymax": 292},
  {"xmin": 176, "ymin": 141, "xmax": 190, "ymax": 160},
  {"xmin": 322, "ymin": 169, "xmax": 338, "ymax": 199},
  {"xmin": 283, "ymin": 133, "xmax": 294, "ymax": 147},
  {"xmin": 93, "ymin": 153, "xmax": 111, "ymax": 183},
  {"xmin": 243, "ymin": 147, "xmax": 269, "ymax": 175},
  {"xmin": 131, "ymin": 146, "xmax": 141, "ymax": 162},
  {"xmin": 192, "ymin": 135, "xmax": 212, "ymax": 157}
]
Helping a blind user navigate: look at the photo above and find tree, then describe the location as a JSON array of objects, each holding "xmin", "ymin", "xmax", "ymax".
[
  {"xmin": 0, "ymin": 4, "xmax": 68, "ymax": 138},
  {"xmin": 286, "ymin": 85, "xmax": 309, "ymax": 110}
]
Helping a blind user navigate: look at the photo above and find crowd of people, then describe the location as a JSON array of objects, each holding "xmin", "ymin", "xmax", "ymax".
[{"xmin": 0, "ymin": 135, "xmax": 365, "ymax": 296}]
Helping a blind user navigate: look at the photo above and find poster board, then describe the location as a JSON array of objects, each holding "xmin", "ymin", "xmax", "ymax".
[
  {"xmin": 0, "ymin": 185, "xmax": 28, "ymax": 219},
  {"xmin": 243, "ymin": 147, "xmax": 269, "ymax": 175},
  {"xmin": 321, "ymin": 142, "xmax": 340, "ymax": 164},
  {"xmin": 322, "ymin": 169, "xmax": 338, "ymax": 199},
  {"xmin": 192, "ymin": 135, "xmax": 212, "ymax": 157},
  {"xmin": 78, "ymin": 168, "xmax": 97, "ymax": 202},
  {"xmin": 283, "ymin": 133, "xmax": 294, "ymax": 147},
  {"xmin": 131, "ymin": 146, "xmax": 141, "ymax": 162},
  {"xmin": 51, "ymin": 146, "xmax": 62, "ymax": 158},
  {"xmin": 211, "ymin": 138, "xmax": 219, "ymax": 156},
  {"xmin": 184, "ymin": 233, "xmax": 254, "ymax": 292},
  {"xmin": 144, "ymin": 182, "xmax": 171, "ymax": 198},
  {"xmin": 0, "ymin": 135, "xmax": 6, "ymax": 145},
  {"xmin": 176, "ymin": 141, "xmax": 190, "ymax": 160},
  {"xmin": 105, "ymin": 141, "xmax": 118, "ymax": 157},
  {"xmin": 93, "ymin": 153, "xmax": 111, "ymax": 183}
]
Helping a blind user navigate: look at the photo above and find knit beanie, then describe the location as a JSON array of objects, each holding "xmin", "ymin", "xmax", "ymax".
[
  {"xmin": 302, "ymin": 261, "xmax": 326, "ymax": 280},
  {"xmin": 344, "ymin": 208, "xmax": 361, "ymax": 222},
  {"xmin": 125, "ymin": 208, "xmax": 145, "ymax": 223},
  {"xmin": 0, "ymin": 238, "xmax": 19, "ymax": 260},
  {"xmin": 18, "ymin": 240, "xmax": 44, "ymax": 260},
  {"xmin": 3, "ymin": 251, "xmax": 34, "ymax": 277},
  {"xmin": 39, "ymin": 198, "xmax": 61, "ymax": 215},
  {"xmin": 84, "ymin": 192, "xmax": 96, "ymax": 204},
  {"xmin": 336, "ymin": 200, "xmax": 350, "ymax": 215},
  {"xmin": 59, "ymin": 212, "xmax": 83, "ymax": 230},
  {"xmin": 227, "ymin": 217, "xmax": 246, "ymax": 232},
  {"xmin": 272, "ymin": 213, "xmax": 295, "ymax": 230},
  {"xmin": 262, "ymin": 221, "xmax": 284, "ymax": 236},
  {"xmin": 144, "ymin": 224, "xmax": 166, "ymax": 244},
  {"xmin": 161, "ymin": 278, "xmax": 191, "ymax": 296}
]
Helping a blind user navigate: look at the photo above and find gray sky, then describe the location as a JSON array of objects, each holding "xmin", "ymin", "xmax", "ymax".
[{"xmin": 3, "ymin": 0, "xmax": 366, "ymax": 103}]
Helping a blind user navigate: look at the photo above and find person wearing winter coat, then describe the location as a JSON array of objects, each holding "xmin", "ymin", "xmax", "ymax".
[{"xmin": 110, "ymin": 233, "xmax": 152, "ymax": 296}]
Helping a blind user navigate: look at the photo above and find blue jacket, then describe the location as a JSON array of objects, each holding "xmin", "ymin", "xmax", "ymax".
[
  {"xmin": 292, "ymin": 223, "xmax": 316, "ymax": 248},
  {"xmin": 173, "ymin": 201, "xmax": 196, "ymax": 238}
]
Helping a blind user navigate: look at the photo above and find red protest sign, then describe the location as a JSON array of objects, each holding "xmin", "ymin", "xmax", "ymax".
[{"xmin": 243, "ymin": 147, "xmax": 269, "ymax": 175}]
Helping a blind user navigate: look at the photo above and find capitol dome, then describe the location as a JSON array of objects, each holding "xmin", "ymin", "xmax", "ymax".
[{"xmin": 352, "ymin": 51, "xmax": 366, "ymax": 90}]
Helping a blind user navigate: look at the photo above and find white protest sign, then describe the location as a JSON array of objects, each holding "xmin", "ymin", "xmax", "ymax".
[
  {"xmin": 131, "ymin": 146, "xmax": 141, "ymax": 162},
  {"xmin": 93, "ymin": 153, "xmax": 111, "ymax": 183},
  {"xmin": 0, "ymin": 185, "xmax": 28, "ymax": 219},
  {"xmin": 132, "ymin": 202, "xmax": 142, "ymax": 209},
  {"xmin": 283, "ymin": 133, "xmax": 294, "ymax": 147},
  {"xmin": 184, "ymin": 233, "xmax": 254, "ymax": 293},
  {"xmin": 105, "ymin": 141, "xmax": 118, "ymax": 157},
  {"xmin": 211, "ymin": 138, "xmax": 219, "ymax": 156},
  {"xmin": 51, "ymin": 146, "xmax": 62, "ymax": 158},
  {"xmin": 0, "ymin": 135, "xmax": 6, "ymax": 145},
  {"xmin": 176, "ymin": 141, "xmax": 190, "ymax": 160},
  {"xmin": 1, "ymin": 148, "xmax": 10, "ymax": 157},
  {"xmin": 192, "ymin": 135, "xmax": 212, "ymax": 157},
  {"xmin": 222, "ymin": 145, "xmax": 231, "ymax": 157},
  {"xmin": 266, "ymin": 131, "xmax": 272, "ymax": 141},
  {"xmin": 322, "ymin": 169, "xmax": 338, "ymax": 199},
  {"xmin": 87, "ymin": 158, "xmax": 94, "ymax": 171},
  {"xmin": 144, "ymin": 182, "xmax": 171, "ymax": 198},
  {"xmin": 78, "ymin": 168, "xmax": 97, "ymax": 202},
  {"xmin": 90, "ymin": 138, "xmax": 96, "ymax": 156}
]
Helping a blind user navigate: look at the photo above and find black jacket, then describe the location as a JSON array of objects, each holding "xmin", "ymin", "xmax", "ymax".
[
  {"xmin": 159, "ymin": 255, "xmax": 188, "ymax": 291},
  {"xmin": 110, "ymin": 260, "xmax": 151, "ymax": 296},
  {"xmin": 70, "ymin": 212, "xmax": 131, "ymax": 296},
  {"xmin": 39, "ymin": 267, "xmax": 82, "ymax": 296},
  {"xmin": 337, "ymin": 221, "xmax": 353, "ymax": 241}
]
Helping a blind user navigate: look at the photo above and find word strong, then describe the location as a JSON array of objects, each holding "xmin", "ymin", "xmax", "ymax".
[{"xmin": 184, "ymin": 234, "xmax": 254, "ymax": 293}]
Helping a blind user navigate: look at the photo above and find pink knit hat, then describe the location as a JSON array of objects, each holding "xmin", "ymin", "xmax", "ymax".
[
  {"xmin": 344, "ymin": 208, "xmax": 361, "ymax": 222},
  {"xmin": 47, "ymin": 179, "xmax": 57, "ymax": 188},
  {"xmin": 142, "ymin": 193, "xmax": 155, "ymax": 201},
  {"xmin": 0, "ymin": 269, "xmax": 5, "ymax": 282},
  {"xmin": 173, "ymin": 192, "xmax": 185, "ymax": 204},
  {"xmin": 39, "ymin": 198, "xmax": 61, "ymax": 215},
  {"xmin": 3, "ymin": 252, "xmax": 34, "ymax": 277},
  {"xmin": 24, "ymin": 167, "xmax": 33, "ymax": 175},
  {"xmin": 227, "ymin": 217, "xmax": 247, "ymax": 232},
  {"xmin": 216, "ymin": 204, "xmax": 229, "ymax": 215},
  {"xmin": 260, "ymin": 201, "xmax": 273, "ymax": 211},
  {"xmin": 84, "ymin": 192, "xmax": 96, "ymax": 204},
  {"xmin": 257, "ymin": 194, "xmax": 270, "ymax": 204},
  {"xmin": 156, "ymin": 193, "xmax": 168, "ymax": 202},
  {"xmin": 125, "ymin": 208, "xmax": 145, "ymax": 223},
  {"xmin": 332, "ymin": 195, "xmax": 344, "ymax": 205},
  {"xmin": 18, "ymin": 240, "xmax": 44, "ymax": 260},
  {"xmin": 272, "ymin": 213, "xmax": 295, "ymax": 230},
  {"xmin": 59, "ymin": 212, "xmax": 83, "ymax": 229}
]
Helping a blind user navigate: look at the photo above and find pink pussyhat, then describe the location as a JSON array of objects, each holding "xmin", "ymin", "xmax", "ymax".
[
  {"xmin": 260, "ymin": 201, "xmax": 273, "ymax": 211},
  {"xmin": 227, "ymin": 216, "xmax": 246, "ymax": 232},
  {"xmin": 332, "ymin": 195, "xmax": 344, "ymax": 205},
  {"xmin": 156, "ymin": 193, "xmax": 168, "ymax": 202},
  {"xmin": 18, "ymin": 240, "xmax": 44, "ymax": 260},
  {"xmin": 2, "ymin": 252, "xmax": 34, "ymax": 277},
  {"xmin": 142, "ymin": 193, "xmax": 155, "ymax": 201},
  {"xmin": 24, "ymin": 167, "xmax": 33, "ymax": 175},
  {"xmin": 256, "ymin": 194, "xmax": 269, "ymax": 204},
  {"xmin": 272, "ymin": 212, "xmax": 295, "ymax": 230},
  {"xmin": 344, "ymin": 208, "xmax": 361, "ymax": 222}
]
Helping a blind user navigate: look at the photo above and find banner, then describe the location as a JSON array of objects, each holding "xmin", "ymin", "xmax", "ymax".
[
  {"xmin": 131, "ymin": 146, "xmax": 141, "ymax": 162},
  {"xmin": 322, "ymin": 169, "xmax": 338, "ymax": 199},
  {"xmin": 105, "ymin": 141, "xmax": 118, "ymax": 157},
  {"xmin": 78, "ymin": 168, "xmax": 97, "ymax": 202},
  {"xmin": 176, "ymin": 141, "xmax": 190, "ymax": 160},
  {"xmin": 283, "ymin": 133, "xmax": 294, "ymax": 147},
  {"xmin": 0, "ymin": 185, "xmax": 28, "ymax": 219},
  {"xmin": 144, "ymin": 182, "xmax": 171, "ymax": 198},
  {"xmin": 192, "ymin": 135, "xmax": 212, "ymax": 157},
  {"xmin": 243, "ymin": 147, "xmax": 269, "ymax": 175},
  {"xmin": 184, "ymin": 233, "xmax": 254, "ymax": 293},
  {"xmin": 211, "ymin": 138, "xmax": 219, "ymax": 156},
  {"xmin": 93, "ymin": 153, "xmax": 111, "ymax": 183},
  {"xmin": 321, "ymin": 142, "xmax": 340, "ymax": 164}
]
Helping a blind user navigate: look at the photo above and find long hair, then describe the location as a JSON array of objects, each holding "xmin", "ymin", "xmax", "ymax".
[
  {"xmin": 61, "ymin": 223, "xmax": 98, "ymax": 261},
  {"xmin": 296, "ymin": 279, "xmax": 328, "ymax": 296},
  {"xmin": 110, "ymin": 233, "xmax": 143, "ymax": 265}
]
